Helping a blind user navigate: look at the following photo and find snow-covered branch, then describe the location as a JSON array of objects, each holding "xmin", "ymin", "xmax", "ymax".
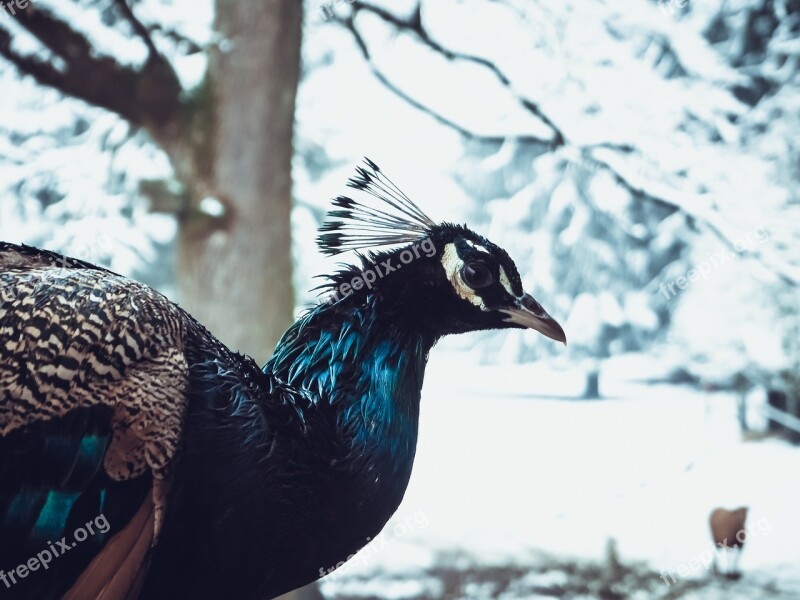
[
  {"xmin": 589, "ymin": 147, "xmax": 800, "ymax": 287},
  {"xmin": 340, "ymin": 14, "xmax": 550, "ymax": 146},
  {"xmin": 337, "ymin": 1, "xmax": 799, "ymax": 291},
  {"xmin": 113, "ymin": 0, "xmax": 159, "ymax": 58},
  {"xmin": 0, "ymin": 4, "xmax": 182, "ymax": 134},
  {"xmin": 347, "ymin": 1, "xmax": 564, "ymax": 146}
]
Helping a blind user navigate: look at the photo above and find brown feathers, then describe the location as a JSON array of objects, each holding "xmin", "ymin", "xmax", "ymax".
[
  {"xmin": 0, "ymin": 245, "xmax": 192, "ymax": 536},
  {"xmin": 0, "ymin": 242, "xmax": 115, "ymax": 272},
  {"xmin": 63, "ymin": 493, "xmax": 155, "ymax": 600}
]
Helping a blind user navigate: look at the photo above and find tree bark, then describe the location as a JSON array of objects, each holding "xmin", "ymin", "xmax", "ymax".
[{"xmin": 173, "ymin": 0, "xmax": 300, "ymax": 361}]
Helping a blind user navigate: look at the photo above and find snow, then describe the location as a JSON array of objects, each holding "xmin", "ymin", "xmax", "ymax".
[
  {"xmin": 320, "ymin": 351, "xmax": 800, "ymax": 595},
  {"xmin": 136, "ymin": 0, "xmax": 216, "ymax": 47},
  {"xmin": 0, "ymin": 1, "xmax": 798, "ymax": 595},
  {"xmin": 35, "ymin": 0, "xmax": 150, "ymax": 67}
]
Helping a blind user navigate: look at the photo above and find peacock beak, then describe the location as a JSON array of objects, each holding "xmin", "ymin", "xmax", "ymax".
[{"xmin": 499, "ymin": 293, "xmax": 567, "ymax": 345}]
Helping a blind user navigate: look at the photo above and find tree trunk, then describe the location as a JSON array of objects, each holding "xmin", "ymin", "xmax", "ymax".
[
  {"xmin": 583, "ymin": 368, "xmax": 600, "ymax": 400},
  {"xmin": 174, "ymin": 0, "xmax": 300, "ymax": 361}
]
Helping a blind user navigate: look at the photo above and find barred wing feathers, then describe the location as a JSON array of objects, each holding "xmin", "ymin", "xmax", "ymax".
[{"xmin": 0, "ymin": 242, "xmax": 190, "ymax": 599}]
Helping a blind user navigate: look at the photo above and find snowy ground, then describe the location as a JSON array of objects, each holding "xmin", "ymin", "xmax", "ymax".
[{"xmin": 319, "ymin": 351, "xmax": 800, "ymax": 599}]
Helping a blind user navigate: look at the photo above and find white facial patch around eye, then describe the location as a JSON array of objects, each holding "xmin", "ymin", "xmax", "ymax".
[
  {"xmin": 498, "ymin": 265, "xmax": 515, "ymax": 297},
  {"xmin": 440, "ymin": 243, "xmax": 487, "ymax": 310},
  {"xmin": 465, "ymin": 239, "xmax": 490, "ymax": 254}
]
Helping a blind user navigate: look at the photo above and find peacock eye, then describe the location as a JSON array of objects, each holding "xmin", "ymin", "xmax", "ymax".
[{"xmin": 460, "ymin": 262, "xmax": 494, "ymax": 289}]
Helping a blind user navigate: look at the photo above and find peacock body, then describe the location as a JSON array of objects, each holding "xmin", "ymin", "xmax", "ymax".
[{"xmin": 0, "ymin": 161, "xmax": 564, "ymax": 599}]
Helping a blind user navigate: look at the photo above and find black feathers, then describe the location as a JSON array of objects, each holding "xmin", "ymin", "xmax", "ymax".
[
  {"xmin": 1, "ymin": 161, "xmax": 565, "ymax": 599},
  {"xmin": 317, "ymin": 158, "xmax": 436, "ymax": 255}
]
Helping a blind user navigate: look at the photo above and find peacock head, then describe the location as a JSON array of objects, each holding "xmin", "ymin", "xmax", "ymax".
[{"xmin": 316, "ymin": 159, "xmax": 566, "ymax": 345}]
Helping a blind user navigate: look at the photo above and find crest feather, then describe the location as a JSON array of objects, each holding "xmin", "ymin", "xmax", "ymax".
[{"xmin": 317, "ymin": 158, "xmax": 435, "ymax": 256}]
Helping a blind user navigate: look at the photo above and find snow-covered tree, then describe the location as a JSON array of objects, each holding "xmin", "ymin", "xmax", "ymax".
[{"xmin": 293, "ymin": 0, "xmax": 800, "ymax": 398}]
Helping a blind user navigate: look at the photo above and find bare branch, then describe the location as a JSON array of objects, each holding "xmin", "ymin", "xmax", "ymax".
[
  {"xmin": 339, "ymin": 15, "xmax": 552, "ymax": 148},
  {"xmin": 349, "ymin": 1, "xmax": 565, "ymax": 147},
  {"xmin": 114, "ymin": 0, "xmax": 159, "ymax": 58},
  {"xmin": 0, "ymin": 27, "xmax": 73, "ymax": 94},
  {"xmin": 146, "ymin": 25, "xmax": 204, "ymax": 54},
  {"xmin": 2, "ymin": 5, "xmax": 182, "ymax": 135},
  {"xmin": 588, "ymin": 150, "xmax": 799, "ymax": 287}
]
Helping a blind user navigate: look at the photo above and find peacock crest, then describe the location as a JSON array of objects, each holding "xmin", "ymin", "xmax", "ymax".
[{"xmin": 317, "ymin": 158, "xmax": 436, "ymax": 256}]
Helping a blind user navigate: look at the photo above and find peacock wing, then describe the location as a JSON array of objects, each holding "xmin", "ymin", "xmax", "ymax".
[{"xmin": 0, "ymin": 243, "xmax": 192, "ymax": 599}]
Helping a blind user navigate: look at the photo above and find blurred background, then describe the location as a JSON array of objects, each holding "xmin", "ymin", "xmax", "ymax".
[{"xmin": 0, "ymin": 0, "xmax": 798, "ymax": 598}]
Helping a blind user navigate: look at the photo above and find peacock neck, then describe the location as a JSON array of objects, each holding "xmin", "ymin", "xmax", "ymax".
[{"xmin": 264, "ymin": 299, "xmax": 436, "ymax": 467}]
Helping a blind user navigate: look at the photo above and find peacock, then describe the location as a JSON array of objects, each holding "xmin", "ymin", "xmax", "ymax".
[{"xmin": 0, "ymin": 160, "xmax": 565, "ymax": 600}]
